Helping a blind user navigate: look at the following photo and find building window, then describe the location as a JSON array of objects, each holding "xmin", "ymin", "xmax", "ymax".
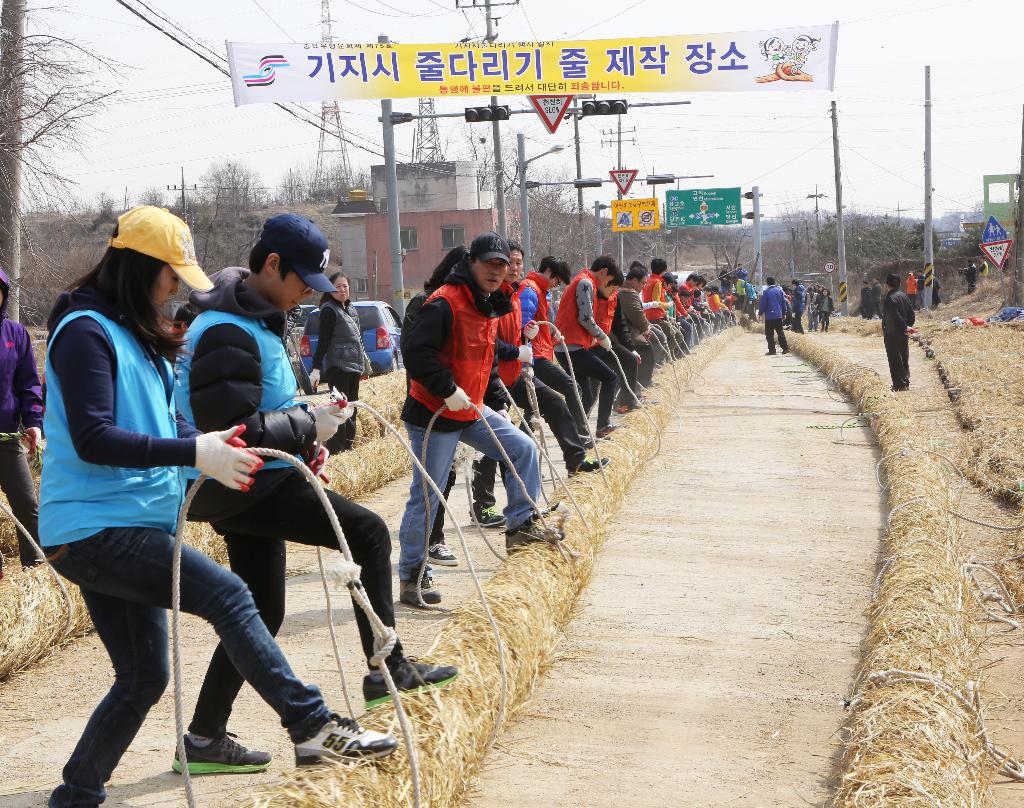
[
  {"xmin": 354, "ymin": 277, "xmax": 368, "ymax": 293},
  {"xmin": 441, "ymin": 225, "xmax": 465, "ymax": 250},
  {"xmin": 400, "ymin": 226, "xmax": 418, "ymax": 251}
]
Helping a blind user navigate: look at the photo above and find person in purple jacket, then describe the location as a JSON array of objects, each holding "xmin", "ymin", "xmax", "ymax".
[{"xmin": 0, "ymin": 266, "xmax": 44, "ymax": 577}]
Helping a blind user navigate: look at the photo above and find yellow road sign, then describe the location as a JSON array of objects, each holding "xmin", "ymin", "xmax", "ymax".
[
  {"xmin": 611, "ymin": 198, "xmax": 660, "ymax": 232},
  {"xmin": 838, "ymin": 281, "xmax": 847, "ymax": 303}
]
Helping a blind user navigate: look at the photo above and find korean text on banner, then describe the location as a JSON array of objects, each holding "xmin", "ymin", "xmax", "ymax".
[{"xmin": 226, "ymin": 24, "xmax": 838, "ymax": 104}]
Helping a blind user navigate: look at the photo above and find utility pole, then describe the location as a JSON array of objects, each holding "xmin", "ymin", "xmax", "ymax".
[
  {"xmin": 483, "ymin": 0, "xmax": 506, "ymax": 237},
  {"xmin": 517, "ymin": 133, "xmax": 531, "ymax": 268},
  {"xmin": 751, "ymin": 185, "xmax": 762, "ymax": 288},
  {"xmin": 0, "ymin": 0, "xmax": 26, "ymax": 320},
  {"xmin": 594, "ymin": 201, "xmax": 605, "ymax": 258},
  {"xmin": 807, "ymin": 184, "xmax": 824, "ymax": 235},
  {"xmin": 617, "ymin": 114, "xmax": 624, "ymax": 268},
  {"xmin": 922, "ymin": 65, "xmax": 934, "ymax": 310},
  {"xmin": 574, "ymin": 112, "xmax": 584, "ymax": 228},
  {"xmin": 1012, "ymin": 104, "xmax": 1024, "ymax": 307},
  {"xmin": 167, "ymin": 167, "xmax": 198, "ymax": 223},
  {"xmin": 830, "ymin": 100, "xmax": 849, "ymax": 316},
  {"xmin": 790, "ymin": 227, "xmax": 798, "ymax": 276},
  {"xmin": 378, "ymin": 34, "xmax": 406, "ymax": 316}
]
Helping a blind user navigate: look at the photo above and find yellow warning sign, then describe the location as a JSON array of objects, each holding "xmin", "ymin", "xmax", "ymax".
[
  {"xmin": 838, "ymin": 281, "xmax": 848, "ymax": 303},
  {"xmin": 923, "ymin": 263, "xmax": 934, "ymax": 287},
  {"xmin": 611, "ymin": 198, "xmax": 660, "ymax": 233}
]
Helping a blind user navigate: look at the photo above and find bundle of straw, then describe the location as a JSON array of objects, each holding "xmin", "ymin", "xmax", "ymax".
[
  {"xmin": 0, "ymin": 374, "xmax": 411, "ymax": 681},
  {"xmin": 785, "ymin": 332, "xmax": 990, "ymax": 807},
  {"xmin": 239, "ymin": 329, "xmax": 739, "ymax": 808}
]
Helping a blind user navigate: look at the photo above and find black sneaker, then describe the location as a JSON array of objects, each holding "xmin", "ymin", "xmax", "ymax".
[
  {"xmin": 595, "ymin": 424, "xmax": 618, "ymax": 439},
  {"xmin": 765, "ymin": 350, "xmax": 777, "ymax": 356},
  {"xmin": 399, "ymin": 571, "xmax": 441, "ymax": 607},
  {"xmin": 294, "ymin": 713, "xmax": 397, "ymax": 765},
  {"xmin": 171, "ymin": 733, "xmax": 271, "ymax": 775},
  {"xmin": 363, "ymin": 657, "xmax": 460, "ymax": 709},
  {"xmin": 569, "ymin": 457, "xmax": 610, "ymax": 475},
  {"xmin": 428, "ymin": 542, "xmax": 458, "ymax": 567},
  {"xmin": 472, "ymin": 505, "xmax": 506, "ymax": 529},
  {"xmin": 505, "ymin": 515, "xmax": 566, "ymax": 554},
  {"xmin": 579, "ymin": 433, "xmax": 596, "ymax": 449}
]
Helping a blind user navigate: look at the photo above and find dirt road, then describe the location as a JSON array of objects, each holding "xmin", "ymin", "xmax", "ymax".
[{"xmin": 470, "ymin": 331, "xmax": 883, "ymax": 808}]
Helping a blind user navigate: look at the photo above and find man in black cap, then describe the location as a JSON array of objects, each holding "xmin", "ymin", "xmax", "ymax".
[
  {"xmin": 398, "ymin": 231, "xmax": 555, "ymax": 606},
  {"xmin": 173, "ymin": 213, "xmax": 458, "ymax": 775}
]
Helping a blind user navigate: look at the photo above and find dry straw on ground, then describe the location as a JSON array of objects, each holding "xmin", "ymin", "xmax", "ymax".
[
  {"xmin": 783, "ymin": 331, "xmax": 992, "ymax": 807},
  {"xmin": 0, "ymin": 374, "xmax": 409, "ymax": 681},
  {"xmin": 238, "ymin": 330, "xmax": 739, "ymax": 808}
]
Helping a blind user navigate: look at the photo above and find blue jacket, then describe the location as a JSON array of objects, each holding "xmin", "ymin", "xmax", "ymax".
[
  {"xmin": 41, "ymin": 310, "xmax": 185, "ymax": 546},
  {"xmin": 792, "ymin": 283, "xmax": 806, "ymax": 313},
  {"xmin": 758, "ymin": 285, "xmax": 789, "ymax": 320}
]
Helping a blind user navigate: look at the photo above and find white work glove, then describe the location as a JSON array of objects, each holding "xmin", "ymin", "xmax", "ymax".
[
  {"xmin": 597, "ymin": 334, "xmax": 613, "ymax": 352},
  {"xmin": 633, "ymin": 351, "xmax": 642, "ymax": 364},
  {"xmin": 444, "ymin": 386, "xmax": 473, "ymax": 412},
  {"xmin": 195, "ymin": 425, "xmax": 263, "ymax": 491},
  {"xmin": 22, "ymin": 426, "xmax": 42, "ymax": 453},
  {"xmin": 523, "ymin": 320, "xmax": 540, "ymax": 340},
  {"xmin": 308, "ymin": 444, "xmax": 330, "ymax": 479},
  {"xmin": 309, "ymin": 369, "xmax": 320, "ymax": 389},
  {"xmin": 550, "ymin": 324, "xmax": 565, "ymax": 344},
  {"xmin": 497, "ymin": 408, "xmax": 512, "ymax": 421},
  {"xmin": 640, "ymin": 329, "xmax": 653, "ymax": 344},
  {"xmin": 517, "ymin": 345, "xmax": 533, "ymax": 364},
  {"xmin": 313, "ymin": 402, "xmax": 352, "ymax": 443}
]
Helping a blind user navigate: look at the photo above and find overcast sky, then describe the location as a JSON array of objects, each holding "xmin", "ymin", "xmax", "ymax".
[{"xmin": 29, "ymin": 0, "xmax": 1024, "ymax": 226}]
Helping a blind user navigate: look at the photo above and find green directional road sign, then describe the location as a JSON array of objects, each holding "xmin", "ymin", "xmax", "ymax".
[{"xmin": 666, "ymin": 187, "xmax": 742, "ymax": 227}]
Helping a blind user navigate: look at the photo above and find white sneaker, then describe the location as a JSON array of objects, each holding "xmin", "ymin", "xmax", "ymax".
[{"xmin": 294, "ymin": 714, "xmax": 398, "ymax": 765}]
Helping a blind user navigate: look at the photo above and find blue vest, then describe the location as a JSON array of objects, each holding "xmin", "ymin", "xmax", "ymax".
[
  {"xmin": 175, "ymin": 310, "xmax": 298, "ymax": 473},
  {"xmin": 40, "ymin": 311, "xmax": 185, "ymax": 547}
]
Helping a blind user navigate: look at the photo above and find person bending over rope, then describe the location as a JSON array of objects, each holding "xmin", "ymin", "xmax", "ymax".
[
  {"xmin": 398, "ymin": 231, "xmax": 559, "ymax": 606},
  {"xmin": 470, "ymin": 243, "xmax": 607, "ymax": 527},
  {"xmin": 40, "ymin": 208, "xmax": 373, "ymax": 808},
  {"xmin": 175, "ymin": 213, "xmax": 457, "ymax": 775}
]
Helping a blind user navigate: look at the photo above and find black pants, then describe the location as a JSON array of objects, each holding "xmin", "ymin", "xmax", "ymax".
[
  {"xmin": 322, "ymin": 369, "xmax": 360, "ymax": 454},
  {"xmin": 883, "ymin": 331, "xmax": 910, "ymax": 390},
  {"xmin": 0, "ymin": 439, "xmax": 40, "ymax": 569},
  {"xmin": 791, "ymin": 310, "xmax": 805, "ymax": 333},
  {"xmin": 764, "ymin": 318, "xmax": 789, "ymax": 354},
  {"xmin": 608, "ymin": 342, "xmax": 640, "ymax": 407},
  {"xmin": 557, "ymin": 348, "xmax": 617, "ymax": 431},
  {"xmin": 533, "ymin": 356, "xmax": 587, "ymax": 436},
  {"xmin": 428, "ymin": 468, "xmax": 457, "ymax": 544},
  {"xmin": 635, "ymin": 339, "xmax": 655, "ymax": 388},
  {"xmin": 188, "ymin": 471, "xmax": 399, "ymax": 739},
  {"xmin": 820, "ymin": 312, "xmax": 831, "ymax": 332}
]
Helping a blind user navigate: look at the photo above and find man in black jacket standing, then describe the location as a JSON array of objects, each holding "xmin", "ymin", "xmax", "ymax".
[
  {"xmin": 174, "ymin": 214, "xmax": 457, "ymax": 775},
  {"xmin": 881, "ymin": 272, "xmax": 915, "ymax": 392}
]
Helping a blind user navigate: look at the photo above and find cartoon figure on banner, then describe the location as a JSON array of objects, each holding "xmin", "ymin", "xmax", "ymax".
[{"xmin": 756, "ymin": 34, "xmax": 818, "ymax": 83}]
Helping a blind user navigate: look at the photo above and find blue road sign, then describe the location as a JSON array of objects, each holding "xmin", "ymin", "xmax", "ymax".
[{"xmin": 983, "ymin": 215, "xmax": 1008, "ymax": 243}]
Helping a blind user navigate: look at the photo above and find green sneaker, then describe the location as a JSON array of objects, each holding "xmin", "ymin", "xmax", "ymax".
[
  {"xmin": 363, "ymin": 658, "xmax": 460, "ymax": 709},
  {"xmin": 472, "ymin": 505, "xmax": 506, "ymax": 529},
  {"xmin": 171, "ymin": 733, "xmax": 271, "ymax": 775}
]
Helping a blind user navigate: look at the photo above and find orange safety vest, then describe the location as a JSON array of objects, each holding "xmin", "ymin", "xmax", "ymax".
[
  {"xmin": 555, "ymin": 269, "xmax": 599, "ymax": 349},
  {"xmin": 408, "ymin": 283, "xmax": 498, "ymax": 421},
  {"xmin": 642, "ymin": 274, "xmax": 666, "ymax": 321},
  {"xmin": 496, "ymin": 281, "xmax": 524, "ymax": 387},
  {"xmin": 521, "ymin": 271, "xmax": 554, "ymax": 361},
  {"xmin": 906, "ymin": 273, "xmax": 918, "ymax": 294},
  {"xmin": 595, "ymin": 289, "xmax": 617, "ymax": 336}
]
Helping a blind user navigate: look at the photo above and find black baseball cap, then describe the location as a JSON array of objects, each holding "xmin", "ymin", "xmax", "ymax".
[
  {"xmin": 258, "ymin": 213, "xmax": 335, "ymax": 293},
  {"xmin": 469, "ymin": 231, "xmax": 510, "ymax": 264}
]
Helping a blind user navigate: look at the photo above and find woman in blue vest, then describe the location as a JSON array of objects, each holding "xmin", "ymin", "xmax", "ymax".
[{"xmin": 41, "ymin": 207, "xmax": 394, "ymax": 808}]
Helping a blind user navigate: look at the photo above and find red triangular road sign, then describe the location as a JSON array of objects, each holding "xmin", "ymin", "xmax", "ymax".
[
  {"xmin": 527, "ymin": 95, "xmax": 574, "ymax": 134},
  {"xmin": 980, "ymin": 239, "xmax": 1013, "ymax": 269},
  {"xmin": 609, "ymin": 169, "xmax": 638, "ymax": 195}
]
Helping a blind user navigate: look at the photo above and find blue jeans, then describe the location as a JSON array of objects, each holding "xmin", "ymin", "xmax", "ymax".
[
  {"xmin": 678, "ymin": 318, "xmax": 695, "ymax": 349},
  {"xmin": 397, "ymin": 408, "xmax": 540, "ymax": 582},
  {"xmin": 47, "ymin": 527, "xmax": 329, "ymax": 808}
]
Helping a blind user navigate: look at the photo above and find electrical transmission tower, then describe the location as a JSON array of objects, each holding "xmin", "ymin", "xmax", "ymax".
[
  {"xmin": 313, "ymin": 0, "xmax": 352, "ymax": 191},
  {"xmin": 411, "ymin": 98, "xmax": 444, "ymax": 163}
]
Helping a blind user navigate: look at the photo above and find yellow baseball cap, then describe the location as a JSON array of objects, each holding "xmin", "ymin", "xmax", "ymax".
[{"xmin": 109, "ymin": 206, "xmax": 213, "ymax": 291}]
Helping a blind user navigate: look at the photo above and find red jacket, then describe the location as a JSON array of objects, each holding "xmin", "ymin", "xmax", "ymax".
[
  {"xmin": 555, "ymin": 269, "xmax": 599, "ymax": 349},
  {"xmin": 496, "ymin": 281, "xmax": 524, "ymax": 387},
  {"xmin": 409, "ymin": 283, "xmax": 498, "ymax": 421},
  {"xmin": 521, "ymin": 271, "xmax": 554, "ymax": 361},
  {"xmin": 642, "ymin": 274, "xmax": 667, "ymax": 321},
  {"xmin": 595, "ymin": 290, "xmax": 617, "ymax": 335}
]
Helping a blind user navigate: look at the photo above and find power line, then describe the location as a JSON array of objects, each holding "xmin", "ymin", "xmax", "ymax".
[{"xmin": 250, "ymin": 0, "xmax": 296, "ymax": 40}]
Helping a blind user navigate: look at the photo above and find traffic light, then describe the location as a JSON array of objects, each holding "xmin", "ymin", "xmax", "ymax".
[
  {"xmin": 464, "ymin": 105, "xmax": 511, "ymax": 123},
  {"xmin": 579, "ymin": 98, "xmax": 628, "ymax": 117},
  {"xmin": 743, "ymin": 191, "xmax": 755, "ymax": 200}
]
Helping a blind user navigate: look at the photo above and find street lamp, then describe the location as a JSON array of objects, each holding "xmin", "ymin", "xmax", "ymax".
[
  {"xmin": 594, "ymin": 202, "xmax": 610, "ymax": 258},
  {"xmin": 517, "ymin": 133, "xmax": 566, "ymax": 268}
]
